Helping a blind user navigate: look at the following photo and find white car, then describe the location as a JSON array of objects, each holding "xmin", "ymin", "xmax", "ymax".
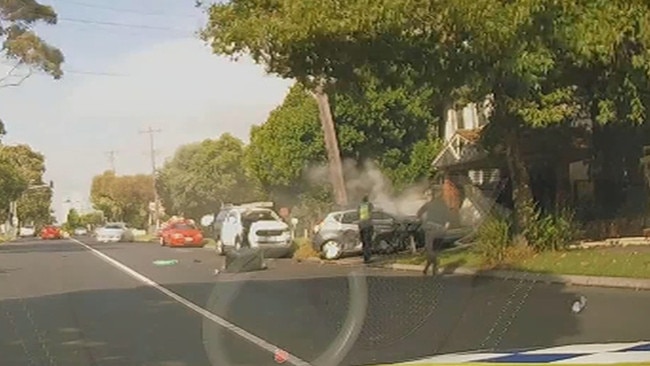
[
  {"xmin": 216, "ymin": 206, "xmax": 292, "ymax": 256},
  {"xmin": 19, "ymin": 225, "xmax": 36, "ymax": 237},
  {"xmin": 73, "ymin": 227, "xmax": 88, "ymax": 236},
  {"xmin": 96, "ymin": 222, "xmax": 135, "ymax": 243}
]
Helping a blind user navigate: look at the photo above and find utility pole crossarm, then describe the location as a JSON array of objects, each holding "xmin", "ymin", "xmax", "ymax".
[{"xmin": 105, "ymin": 150, "xmax": 118, "ymax": 172}]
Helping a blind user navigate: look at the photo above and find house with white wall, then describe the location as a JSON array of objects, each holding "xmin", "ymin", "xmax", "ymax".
[{"xmin": 431, "ymin": 97, "xmax": 595, "ymax": 225}]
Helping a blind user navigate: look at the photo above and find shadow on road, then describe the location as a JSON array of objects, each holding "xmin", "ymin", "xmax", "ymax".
[{"xmin": 2, "ymin": 261, "xmax": 650, "ymax": 366}]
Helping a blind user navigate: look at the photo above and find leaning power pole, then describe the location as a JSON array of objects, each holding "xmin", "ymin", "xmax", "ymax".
[
  {"xmin": 105, "ymin": 150, "xmax": 117, "ymax": 172},
  {"xmin": 139, "ymin": 126, "xmax": 161, "ymax": 231}
]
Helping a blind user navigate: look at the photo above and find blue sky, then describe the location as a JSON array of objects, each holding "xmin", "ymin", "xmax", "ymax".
[{"xmin": 0, "ymin": 0, "xmax": 293, "ymax": 222}]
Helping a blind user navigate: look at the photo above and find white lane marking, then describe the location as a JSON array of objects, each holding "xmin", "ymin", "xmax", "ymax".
[{"xmin": 70, "ymin": 238, "xmax": 311, "ymax": 366}]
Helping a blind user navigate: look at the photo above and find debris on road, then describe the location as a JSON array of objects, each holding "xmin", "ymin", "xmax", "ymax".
[
  {"xmin": 572, "ymin": 295, "xmax": 587, "ymax": 313},
  {"xmin": 153, "ymin": 259, "xmax": 179, "ymax": 266}
]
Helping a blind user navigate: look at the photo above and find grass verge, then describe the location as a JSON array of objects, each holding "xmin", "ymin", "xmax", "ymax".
[
  {"xmin": 292, "ymin": 237, "xmax": 319, "ymax": 261},
  {"xmin": 395, "ymin": 245, "xmax": 650, "ymax": 279},
  {"xmin": 134, "ymin": 234, "xmax": 155, "ymax": 243},
  {"xmin": 203, "ymin": 238, "xmax": 216, "ymax": 248}
]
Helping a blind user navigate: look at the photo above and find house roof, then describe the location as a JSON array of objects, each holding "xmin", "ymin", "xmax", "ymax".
[
  {"xmin": 456, "ymin": 129, "xmax": 482, "ymax": 143},
  {"xmin": 432, "ymin": 128, "xmax": 489, "ymax": 170}
]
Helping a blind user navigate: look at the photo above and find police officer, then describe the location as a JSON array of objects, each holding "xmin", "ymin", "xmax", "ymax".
[{"xmin": 358, "ymin": 195, "xmax": 374, "ymax": 264}]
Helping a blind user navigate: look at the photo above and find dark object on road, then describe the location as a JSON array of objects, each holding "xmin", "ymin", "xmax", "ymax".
[{"xmin": 224, "ymin": 247, "xmax": 266, "ymax": 273}]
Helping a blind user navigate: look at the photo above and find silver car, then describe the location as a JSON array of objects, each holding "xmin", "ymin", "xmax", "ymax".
[{"xmin": 96, "ymin": 222, "xmax": 135, "ymax": 243}]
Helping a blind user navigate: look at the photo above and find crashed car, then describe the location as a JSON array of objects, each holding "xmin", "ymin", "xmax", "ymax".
[
  {"xmin": 312, "ymin": 209, "xmax": 425, "ymax": 260},
  {"xmin": 210, "ymin": 203, "xmax": 293, "ymax": 257}
]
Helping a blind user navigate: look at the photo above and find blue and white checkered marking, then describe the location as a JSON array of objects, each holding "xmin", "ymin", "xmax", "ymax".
[{"xmin": 401, "ymin": 341, "xmax": 650, "ymax": 364}]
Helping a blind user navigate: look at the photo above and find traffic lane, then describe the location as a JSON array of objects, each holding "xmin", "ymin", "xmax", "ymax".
[
  {"xmin": 0, "ymin": 238, "xmax": 274, "ymax": 366},
  {"xmin": 79, "ymin": 239, "xmax": 415, "ymax": 305},
  {"xmin": 77, "ymin": 238, "xmax": 650, "ymax": 365}
]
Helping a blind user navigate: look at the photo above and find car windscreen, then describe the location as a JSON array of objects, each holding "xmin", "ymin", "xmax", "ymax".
[
  {"xmin": 172, "ymin": 223, "xmax": 196, "ymax": 230},
  {"xmin": 104, "ymin": 224, "xmax": 124, "ymax": 229},
  {"xmin": 243, "ymin": 210, "xmax": 278, "ymax": 221}
]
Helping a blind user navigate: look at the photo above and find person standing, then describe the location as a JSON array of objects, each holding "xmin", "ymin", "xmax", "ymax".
[
  {"xmin": 417, "ymin": 188, "xmax": 451, "ymax": 275},
  {"xmin": 358, "ymin": 195, "xmax": 374, "ymax": 264}
]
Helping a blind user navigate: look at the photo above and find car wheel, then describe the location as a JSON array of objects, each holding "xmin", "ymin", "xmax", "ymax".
[
  {"xmin": 159, "ymin": 236, "xmax": 166, "ymax": 246},
  {"xmin": 322, "ymin": 240, "xmax": 343, "ymax": 260},
  {"xmin": 215, "ymin": 239, "xmax": 225, "ymax": 256}
]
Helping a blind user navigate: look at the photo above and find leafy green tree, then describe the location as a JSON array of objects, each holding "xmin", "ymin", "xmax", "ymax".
[
  {"xmin": 62, "ymin": 208, "xmax": 81, "ymax": 232},
  {"xmin": 207, "ymin": 0, "xmax": 650, "ymax": 239},
  {"xmin": 245, "ymin": 84, "xmax": 325, "ymax": 202},
  {"xmin": 79, "ymin": 211, "xmax": 104, "ymax": 228},
  {"xmin": 0, "ymin": 144, "xmax": 52, "ymax": 226},
  {"xmin": 90, "ymin": 171, "xmax": 154, "ymax": 228},
  {"xmin": 1, "ymin": 0, "xmax": 64, "ymax": 87},
  {"xmin": 157, "ymin": 134, "xmax": 258, "ymax": 219},
  {"xmin": 0, "ymin": 158, "xmax": 27, "ymax": 221},
  {"xmin": 245, "ymin": 81, "xmax": 444, "ymax": 205}
]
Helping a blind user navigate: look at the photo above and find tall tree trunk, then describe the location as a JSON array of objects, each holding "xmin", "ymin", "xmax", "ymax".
[
  {"xmin": 504, "ymin": 128, "xmax": 535, "ymax": 240},
  {"xmin": 555, "ymin": 158, "xmax": 570, "ymax": 212},
  {"xmin": 311, "ymin": 84, "xmax": 348, "ymax": 207}
]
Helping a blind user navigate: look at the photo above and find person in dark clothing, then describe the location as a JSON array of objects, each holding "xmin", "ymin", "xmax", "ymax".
[
  {"xmin": 417, "ymin": 189, "xmax": 451, "ymax": 275},
  {"xmin": 358, "ymin": 195, "xmax": 374, "ymax": 263}
]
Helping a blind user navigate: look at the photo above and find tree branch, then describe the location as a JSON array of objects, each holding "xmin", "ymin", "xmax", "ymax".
[{"xmin": 0, "ymin": 62, "xmax": 33, "ymax": 88}]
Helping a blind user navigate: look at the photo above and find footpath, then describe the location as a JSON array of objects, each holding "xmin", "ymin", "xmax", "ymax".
[{"xmin": 301, "ymin": 238, "xmax": 650, "ymax": 290}]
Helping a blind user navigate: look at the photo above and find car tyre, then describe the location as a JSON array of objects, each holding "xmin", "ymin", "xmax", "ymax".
[{"xmin": 321, "ymin": 240, "xmax": 343, "ymax": 260}]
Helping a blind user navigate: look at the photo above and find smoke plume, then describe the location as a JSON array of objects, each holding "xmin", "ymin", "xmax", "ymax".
[{"xmin": 306, "ymin": 159, "xmax": 429, "ymax": 217}]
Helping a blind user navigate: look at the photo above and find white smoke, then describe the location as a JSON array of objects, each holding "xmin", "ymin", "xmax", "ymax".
[{"xmin": 306, "ymin": 159, "xmax": 429, "ymax": 217}]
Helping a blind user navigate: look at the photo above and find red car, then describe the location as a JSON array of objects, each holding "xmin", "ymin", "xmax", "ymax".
[
  {"xmin": 40, "ymin": 225, "xmax": 63, "ymax": 240},
  {"xmin": 159, "ymin": 220, "xmax": 204, "ymax": 247}
]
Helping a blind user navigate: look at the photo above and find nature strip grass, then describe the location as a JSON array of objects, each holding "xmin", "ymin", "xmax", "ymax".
[{"xmin": 396, "ymin": 246, "xmax": 650, "ymax": 279}]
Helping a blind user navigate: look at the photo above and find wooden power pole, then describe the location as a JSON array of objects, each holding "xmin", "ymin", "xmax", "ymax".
[
  {"xmin": 139, "ymin": 126, "xmax": 161, "ymax": 230},
  {"xmin": 105, "ymin": 150, "xmax": 117, "ymax": 172}
]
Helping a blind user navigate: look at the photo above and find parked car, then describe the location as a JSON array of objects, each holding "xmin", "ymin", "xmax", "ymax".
[
  {"xmin": 159, "ymin": 219, "xmax": 204, "ymax": 247},
  {"xmin": 19, "ymin": 225, "xmax": 36, "ymax": 237},
  {"xmin": 215, "ymin": 205, "xmax": 292, "ymax": 257},
  {"xmin": 40, "ymin": 225, "xmax": 63, "ymax": 240},
  {"xmin": 95, "ymin": 222, "xmax": 135, "ymax": 243},
  {"xmin": 73, "ymin": 227, "xmax": 88, "ymax": 236}
]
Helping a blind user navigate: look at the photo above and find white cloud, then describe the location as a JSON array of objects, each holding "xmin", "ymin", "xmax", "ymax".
[{"xmin": 0, "ymin": 38, "xmax": 293, "ymax": 222}]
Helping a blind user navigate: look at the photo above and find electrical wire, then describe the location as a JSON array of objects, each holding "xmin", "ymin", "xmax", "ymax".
[{"xmin": 50, "ymin": 0, "xmax": 199, "ymax": 19}]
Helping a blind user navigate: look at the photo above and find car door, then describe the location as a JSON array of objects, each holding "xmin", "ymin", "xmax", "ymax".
[{"xmin": 220, "ymin": 210, "xmax": 238, "ymax": 247}]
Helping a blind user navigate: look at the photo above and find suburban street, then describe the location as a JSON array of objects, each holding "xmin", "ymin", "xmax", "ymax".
[{"xmin": 1, "ymin": 238, "xmax": 650, "ymax": 366}]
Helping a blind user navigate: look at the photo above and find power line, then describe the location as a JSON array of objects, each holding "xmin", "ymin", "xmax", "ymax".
[
  {"xmin": 58, "ymin": 17, "xmax": 196, "ymax": 35},
  {"xmin": 0, "ymin": 60, "xmax": 129, "ymax": 78},
  {"xmin": 51, "ymin": 0, "xmax": 199, "ymax": 19}
]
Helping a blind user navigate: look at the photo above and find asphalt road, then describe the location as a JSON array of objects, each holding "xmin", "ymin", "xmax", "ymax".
[{"xmin": 1, "ymin": 237, "xmax": 650, "ymax": 366}]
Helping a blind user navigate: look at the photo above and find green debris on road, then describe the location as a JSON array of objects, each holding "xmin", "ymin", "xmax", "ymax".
[{"xmin": 153, "ymin": 259, "xmax": 179, "ymax": 266}]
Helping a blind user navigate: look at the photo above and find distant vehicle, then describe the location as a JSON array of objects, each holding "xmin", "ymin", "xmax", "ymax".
[
  {"xmin": 96, "ymin": 222, "xmax": 135, "ymax": 243},
  {"xmin": 19, "ymin": 225, "xmax": 36, "ymax": 237},
  {"xmin": 159, "ymin": 220, "xmax": 204, "ymax": 247},
  {"xmin": 73, "ymin": 227, "xmax": 88, "ymax": 236},
  {"xmin": 40, "ymin": 225, "xmax": 63, "ymax": 240}
]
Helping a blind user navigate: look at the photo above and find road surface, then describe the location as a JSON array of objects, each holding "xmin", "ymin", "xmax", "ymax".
[{"xmin": 1, "ymin": 237, "xmax": 649, "ymax": 366}]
